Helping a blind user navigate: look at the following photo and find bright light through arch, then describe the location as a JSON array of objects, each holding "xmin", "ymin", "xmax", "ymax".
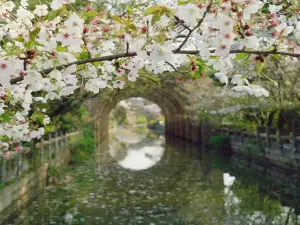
[{"xmin": 108, "ymin": 97, "xmax": 165, "ymax": 171}]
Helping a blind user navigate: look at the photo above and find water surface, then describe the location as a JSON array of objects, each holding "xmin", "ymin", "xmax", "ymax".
[{"xmin": 7, "ymin": 132, "xmax": 300, "ymax": 225}]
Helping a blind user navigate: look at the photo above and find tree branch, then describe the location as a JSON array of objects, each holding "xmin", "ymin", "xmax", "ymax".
[
  {"xmin": 10, "ymin": 49, "xmax": 300, "ymax": 85},
  {"xmin": 174, "ymin": 1, "xmax": 213, "ymax": 53},
  {"xmin": 10, "ymin": 52, "xmax": 137, "ymax": 84},
  {"xmin": 165, "ymin": 61, "xmax": 189, "ymax": 74},
  {"xmin": 175, "ymin": 49, "xmax": 300, "ymax": 57}
]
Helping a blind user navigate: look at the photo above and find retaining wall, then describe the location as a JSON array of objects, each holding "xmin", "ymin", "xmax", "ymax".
[{"xmin": 0, "ymin": 147, "xmax": 71, "ymax": 222}]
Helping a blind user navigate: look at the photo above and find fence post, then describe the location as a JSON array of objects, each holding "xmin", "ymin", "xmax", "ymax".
[
  {"xmin": 292, "ymin": 129, "xmax": 297, "ymax": 152},
  {"xmin": 266, "ymin": 127, "xmax": 270, "ymax": 148},
  {"xmin": 65, "ymin": 130, "xmax": 69, "ymax": 148},
  {"xmin": 240, "ymin": 130, "xmax": 244, "ymax": 143},
  {"xmin": 48, "ymin": 133, "xmax": 53, "ymax": 160},
  {"xmin": 256, "ymin": 127, "xmax": 260, "ymax": 145},
  {"xmin": 277, "ymin": 129, "xmax": 281, "ymax": 149},
  {"xmin": 1, "ymin": 156, "xmax": 6, "ymax": 184},
  {"xmin": 41, "ymin": 137, "xmax": 45, "ymax": 163},
  {"xmin": 58, "ymin": 130, "xmax": 62, "ymax": 150},
  {"xmin": 16, "ymin": 142, "xmax": 22, "ymax": 178}
]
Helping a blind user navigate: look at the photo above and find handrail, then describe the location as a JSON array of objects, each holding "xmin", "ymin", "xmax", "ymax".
[
  {"xmin": 0, "ymin": 129, "xmax": 82, "ymax": 185},
  {"xmin": 215, "ymin": 126, "xmax": 298, "ymax": 152}
]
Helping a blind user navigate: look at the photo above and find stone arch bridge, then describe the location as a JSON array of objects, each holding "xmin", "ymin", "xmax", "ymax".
[{"xmin": 84, "ymin": 71, "xmax": 210, "ymax": 154}]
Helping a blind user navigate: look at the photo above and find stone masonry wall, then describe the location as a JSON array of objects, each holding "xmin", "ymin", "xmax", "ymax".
[{"xmin": 0, "ymin": 148, "xmax": 71, "ymax": 222}]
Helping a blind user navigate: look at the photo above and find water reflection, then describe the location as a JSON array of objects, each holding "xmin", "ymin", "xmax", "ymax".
[
  {"xmin": 108, "ymin": 125, "xmax": 165, "ymax": 170},
  {"xmin": 7, "ymin": 132, "xmax": 300, "ymax": 225},
  {"xmin": 117, "ymin": 144, "xmax": 164, "ymax": 171},
  {"xmin": 112, "ymin": 125, "xmax": 149, "ymax": 144}
]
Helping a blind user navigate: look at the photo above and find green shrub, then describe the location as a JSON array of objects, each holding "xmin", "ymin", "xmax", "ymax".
[
  {"xmin": 209, "ymin": 135, "xmax": 231, "ymax": 150},
  {"xmin": 0, "ymin": 181, "xmax": 5, "ymax": 190},
  {"xmin": 239, "ymin": 142, "xmax": 264, "ymax": 156},
  {"xmin": 70, "ymin": 124, "xmax": 95, "ymax": 164}
]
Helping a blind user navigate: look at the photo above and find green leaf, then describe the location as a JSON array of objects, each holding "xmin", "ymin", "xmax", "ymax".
[
  {"xmin": 256, "ymin": 60, "xmax": 265, "ymax": 74},
  {"xmin": 127, "ymin": 23, "xmax": 137, "ymax": 31},
  {"xmin": 126, "ymin": 5, "xmax": 133, "ymax": 14},
  {"xmin": 24, "ymin": 41, "xmax": 42, "ymax": 49},
  {"xmin": 177, "ymin": 0, "xmax": 190, "ymax": 5},
  {"xmin": 144, "ymin": 6, "xmax": 168, "ymax": 15},
  {"xmin": 47, "ymin": 10, "xmax": 58, "ymax": 21},
  {"xmin": 235, "ymin": 53, "xmax": 248, "ymax": 61},
  {"xmin": 31, "ymin": 112, "xmax": 44, "ymax": 124},
  {"xmin": 29, "ymin": 27, "xmax": 41, "ymax": 41},
  {"xmin": 56, "ymin": 45, "xmax": 66, "ymax": 52},
  {"xmin": 14, "ymin": 37, "xmax": 25, "ymax": 42},
  {"xmin": 152, "ymin": 13, "xmax": 163, "ymax": 25},
  {"xmin": 271, "ymin": 54, "xmax": 281, "ymax": 61},
  {"xmin": 111, "ymin": 15, "xmax": 125, "ymax": 24},
  {"xmin": 80, "ymin": 52, "xmax": 89, "ymax": 59},
  {"xmin": 86, "ymin": 11, "xmax": 98, "ymax": 17},
  {"xmin": 241, "ymin": 58, "xmax": 250, "ymax": 65},
  {"xmin": 0, "ymin": 113, "xmax": 11, "ymax": 122},
  {"xmin": 194, "ymin": 71, "xmax": 201, "ymax": 78}
]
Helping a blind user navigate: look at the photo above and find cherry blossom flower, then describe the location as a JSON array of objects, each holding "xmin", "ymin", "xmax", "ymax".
[
  {"xmin": 240, "ymin": 36, "xmax": 259, "ymax": 49},
  {"xmin": 23, "ymin": 71, "xmax": 43, "ymax": 85},
  {"xmin": 56, "ymin": 33, "xmax": 82, "ymax": 52},
  {"xmin": 0, "ymin": 60, "xmax": 13, "ymax": 87},
  {"xmin": 231, "ymin": 75, "xmax": 249, "ymax": 86},
  {"xmin": 275, "ymin": 23, "xmax": 294, "ymax": 37},
  {"xmin": 43, "ymin": 117, "xmax": 50, "ymax": 125},
  {"xmin": 114, "ymin": 69, "xmax": 126, "ymax": 77},
  {"xmin": 0, "ymin": 0, "xmax": 299, "ymax": 150},
  {"xmin": 59, "ymin": 86, "xmax": 79, "ymax": 96},
  {"xmin": 148, "ymin": 41, "xmax": 174, "ymax": 62},
  {"xmin": 215, "ymin": 72, "xmax": 228, "ymax": 85},
  {"xmin": 215, "ymin": 43, "xmax": 231, "ymax": 57},
  {"xmin": 33, "ymin": 5, "xmax": 48, "ymax": 17},
  {"xmin": 113, "ymin": 80, "xmax": 125, "ymax": 89},
  {"xmin": 243, "ymin": 0, "xmax": 264, "ymax": 21},
  {"xmin": 51, "ymin": 0, "xmax": 75, "ymax": 10},
  {"xmin": 232, "ymin": 84, "xmax": 269, "ymax": 97},
  {"xmin": 49, "ymin": 70, "xmax": 62, "ymax": 82},
  {"xmin": 214, "ymin": 15, "xmax": 234, "ymax": 33},
  {"xmin": 176, "ymin": 3, "xmax": 203, "ymax": 27},
  {"xmin": 128, "ymin": 72, "xmax": 139, "ymax": 82},
  {"xmin": 0, "ymin": 103, "xmax": 5, "ymax": 115},
  {"xmin": 65, "ymin": 13, "xmax": 84, "ymax": 36},
  {"xmin": 64, "ymin": 74, "xmax": 78, "ymax": 86},
  {"xmin": 85, "ymin": 79, "xmax": 107, "ymax": 93},
  {"xmin": 21, "ymin": 0, "xmax": 28, "ymax": 8}
]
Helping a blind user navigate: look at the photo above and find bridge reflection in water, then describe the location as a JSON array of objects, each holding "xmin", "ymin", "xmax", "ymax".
[{"xmin": 8, "ymin": 128, "xmax": 300, "ymax": 225}]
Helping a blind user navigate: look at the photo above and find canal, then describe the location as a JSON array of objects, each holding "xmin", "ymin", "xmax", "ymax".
[{"xmin": 6, "ymin": 127, "xmax": 300, "ymax": 225}]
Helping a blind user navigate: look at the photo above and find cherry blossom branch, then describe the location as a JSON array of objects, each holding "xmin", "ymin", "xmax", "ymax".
[
  {"xmin": 165, "ymin": 61, "xmax": 189, "ymax": 74},
  {"xmin": 174, "ymin": 16, "xmax": 192, "ymax": 32},
  {"xmin": 10, "ymin": 49, "xmax": 300, "ymax": 85},
  {"xmin": 176, "ymin": 49, "xmax": 300, "ymax": 57},
  {"xmin": 10, "ymin": 52, "xmax": 137, "ymax": 84},
  {"xmin": 174, "ymin": 1, "xmax": 213, "ymax": 53}
]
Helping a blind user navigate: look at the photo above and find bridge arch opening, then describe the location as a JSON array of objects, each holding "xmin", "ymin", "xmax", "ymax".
[
  {"xmin": 89, "ymin": 84, "xmax": 196, "ymax": 170},
  {"xmin": 108, "ymin": 97, "xmax": 165, "ymax": 171}
]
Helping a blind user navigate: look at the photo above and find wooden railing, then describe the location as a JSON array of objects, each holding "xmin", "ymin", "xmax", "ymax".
[{"xmin": 0, "ymin": 129, "xmax": 81, "ymax": 185}]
